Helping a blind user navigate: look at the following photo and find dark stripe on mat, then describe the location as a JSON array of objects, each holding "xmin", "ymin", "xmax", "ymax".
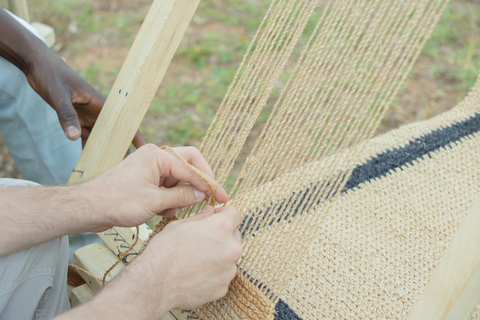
[
  {"xmin": 271, "ymin": 113, "xmax": 480, "ymax": 319},
  {"xmin": 275, "ymin": 299, "xmax": 303, "ymax": 320},
  {"xmin": 344, "ymin": 112, "xmax": 480, "ymax": 191}
]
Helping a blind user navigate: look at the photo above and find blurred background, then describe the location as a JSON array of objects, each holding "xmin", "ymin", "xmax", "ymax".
[{"xmin": 0, "ymin": 0, "xmax": 479, "ymax": 179}]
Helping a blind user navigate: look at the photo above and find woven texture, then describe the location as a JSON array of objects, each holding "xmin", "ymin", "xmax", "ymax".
[
  {"xmin": 153, "ymin": 0, "xmax": 452, "ymax": 318},
  {"xmin": 280, "ymin": 76, "xmax": 480, "ymax": 319}
]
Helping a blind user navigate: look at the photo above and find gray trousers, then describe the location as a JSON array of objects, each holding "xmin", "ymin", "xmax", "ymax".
[
  {"xmin": 0, "ymin": 179, "xmax": 70, "ymax": 320},
  {"xmin": 0, "ymin": 14, "xmax": 98, "ymax": 319}
]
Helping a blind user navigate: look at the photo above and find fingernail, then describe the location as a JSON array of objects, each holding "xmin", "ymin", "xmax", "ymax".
[
  {"xmin": 194, "ymin": 188, "xmax": 206, "ymax": 201},
  {"xmin": 66, "ymin": 126, "xmax": 80, "ymax": 138}
]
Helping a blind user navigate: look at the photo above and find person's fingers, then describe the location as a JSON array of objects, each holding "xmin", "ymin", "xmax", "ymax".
[
  {"xmin": 154, "ymin": 148, "xmax": 228, "ymax": 203},
  {"xmin": 132, "ymin": 130, "xmax": 146, "ymax": 149},
  {"xmin": 159, "ymin": 147, "xmax": 229, "ymax": 203},
  {"xmin": 214, "ymin": 186, "xmax": 228, "ymax": 203},
  {"xmin": 172, "ymin": 147, "xmax": 215, "ymax": 179},
  {"xmin": 159, "ymin": 208, "xmax": 177, "ymax": 218},
  {"xmin": 157, "ymin": 185, "xmax": 207, "ymax": 212},
  {"xmin": 213, "ymin": 206, "xmax": 242, "ymax": 231},
  {"xmin": 72, "ymin": 80, "xmax": 106, "ymax": 107},
  {"xmin": 163, "ymin": 175, "xmax": 228, "ymax": 204},
  {"xmin": 54, "ymin": 96, "xmax": 82, "ymax": 140}
]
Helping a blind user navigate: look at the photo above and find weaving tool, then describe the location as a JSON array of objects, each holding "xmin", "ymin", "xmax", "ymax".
[{"xmin": 70, "ymin": 0, "xmax": 480, "ymax": 318}]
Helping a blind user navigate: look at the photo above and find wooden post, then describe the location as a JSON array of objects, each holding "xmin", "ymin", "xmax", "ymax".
[
  {"xmin": 70, "ymin": 284, "xmax": 95, "ymax": 308},
  {"xmin": 73, "ymin": 242, "xmax": 126, "ymax": 292},
  {"xmin": 68, "ymin": 0, "xmax": 201, "ymax": 184},
  {"xmin": 67, "ymin": 0, "xmax": 201, "ymax": 317},
  {"xmin": 66, "ymin": 0, "xmax": 201, "ymax": 255},
  {"xmin": 7, "ymin": 0, "xmax": 30, "ymax": 22},
  {"xmin": 409, "ymin": 196, "xmax": 480, "ymax": 319}
]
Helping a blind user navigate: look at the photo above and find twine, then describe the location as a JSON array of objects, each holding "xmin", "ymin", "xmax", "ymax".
[
  {"xmin": 69, "ymin": 226, "xmax": 140, "ymax": 286},
  {"xmin": 72, "ymin": 145, "xmax": 217, "ymax": 287},
  {"xmin": 160, "ymin": 145, "xmax": 217, "ymax": 207},
  {"xmin": 70, "ymin": 0, "xmax": 449, "ymax": 316},
  {"xmin": 142, "ymin": 146, "xmax": 218, "ymax": 249}
]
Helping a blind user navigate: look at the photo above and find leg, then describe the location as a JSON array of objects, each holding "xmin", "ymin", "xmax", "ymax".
[
  {"xmin": 0, "ymin": 179, "xmax": 70, "ymax": 319},
  {"xmin": 0, "ymin": 56, "xmax": 82, "ymax": 186},
  {"xmin": 0, "ymin": 57, "xmax": 100, "ymax": 260}
]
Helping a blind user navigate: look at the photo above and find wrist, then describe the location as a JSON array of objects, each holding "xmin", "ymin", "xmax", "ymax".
[
  {"xmin": 92, "ymin": 252, "xmax": 172, "ymax": 319},
  {"xmin": 49, "ymin": 185, "xmax": 99, "ymax": 234},
  {"xmin": 70, "ymin": 181, "xmax": 112, "ymax": 232}
]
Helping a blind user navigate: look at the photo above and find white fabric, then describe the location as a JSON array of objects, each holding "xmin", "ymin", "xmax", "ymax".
[{"xmin": 5, "ymin": 10, "xmax": 44, "ymax": 42}]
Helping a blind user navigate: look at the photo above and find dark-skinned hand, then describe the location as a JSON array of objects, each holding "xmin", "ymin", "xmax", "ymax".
[
  {"xmin": 0, "ymin": 7, "xmax": 145, "ymax": 148},
  {"xmin": 25, "ymin": 53, "xmax": 145, "ymax": 148}
]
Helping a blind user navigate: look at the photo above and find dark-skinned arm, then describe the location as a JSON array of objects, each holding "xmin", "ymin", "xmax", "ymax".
[{"xmin": 0, "ymin": 7, "xmax": 144, "ymax": 147}]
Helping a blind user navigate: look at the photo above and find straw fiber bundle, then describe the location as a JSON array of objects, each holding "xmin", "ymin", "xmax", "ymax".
[
  {"xmin": 146, "ymin": 0, "xmax": 480, "ymax": 318},
  {"xmin": 279, "ymin": 76, "xmax": 480, "ymax": 319}
]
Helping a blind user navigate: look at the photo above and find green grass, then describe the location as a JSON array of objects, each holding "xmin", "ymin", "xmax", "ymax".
[
  {"xmin": 5, "ymin": 0, "xmax": 480, "ymax": 147},
  {"xmin": 422, "ymin": 2, "xmax": 480, "ymax": 90}
]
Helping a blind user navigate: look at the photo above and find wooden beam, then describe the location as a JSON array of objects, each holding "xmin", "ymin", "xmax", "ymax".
[
  {"xmin": 98, "ymin": 224, "xmax": 152, "ymax": 263},
  {"xmin": 31, "ymin": 22, "xmax": 56, "ymax": 48},
  {"xmin": 7, "ymin": 0, "xmax": 29, "ymax": 22},
  {"xmin": 67, "ymin": 0, "xmax": 202, "ymax": 317},
  {"xmin": 409, "ymin": 196, "xmax": 480, "ymax": 319},
  {"xmin": 70, "ymin": 284, "xmax": 95, "ymax": 308},
  {"xmin": 69, "ymin": 0, "xmax": 202, "ymax": 314},
  {"xmin": 65, "ymin": 0, "xmax": 201, "ymax": 253},
  {"xmin": 68, "ymin": 0, "xmax": 201, "ymax": 184},
  {"xmin": 73, "ymin": 242, "xmax": 125, "ymax": 292}
]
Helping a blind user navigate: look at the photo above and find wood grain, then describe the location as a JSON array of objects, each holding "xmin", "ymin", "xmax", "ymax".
[
  {"xmin": 66, "ymin": 0, "xmax": 201, "ymax": 260},
  {"xmin": 68, "ymin": 0, "xmax": 201, "ymax": 184},
  {"xmin": 70, "ymin": 284, "xmax": 95, "ymax": 308},
  {"xmin": 409, "ymin": 196, "xmax": 480, "ymax": 319},
  {"xmin": 73, "ymin": 242, "xmax": 125, "ymax": 292},
  {"xmin": 7, "ymin": 0, "xmax": 30, "ymax": 22}
]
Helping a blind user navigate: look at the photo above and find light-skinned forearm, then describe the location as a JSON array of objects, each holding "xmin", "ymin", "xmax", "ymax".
[
  {"xmin": 0, "ymin": 185, "xmax": 102, "ymax": 256},
  {"xmin": 54, "ymin": 253, "xmax": 171, "ymax": 320}
]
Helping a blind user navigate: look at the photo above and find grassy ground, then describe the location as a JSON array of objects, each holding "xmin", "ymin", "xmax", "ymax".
[{"xmin": 0, "ymin": 0, "xmax": 479, "ymax": 178}]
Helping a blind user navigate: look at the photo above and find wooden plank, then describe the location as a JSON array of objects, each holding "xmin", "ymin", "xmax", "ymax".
[
  {"xmin": 65, "ymin": 0, "xmax": 200, "ymax": 255},
  {"xmin": 99, "ymin": 224, "xmax": 152, "ymax": 263},
  {"xmin": 70, "ymin": 284, "xmax": 95, "ymax": 308},
  {"xmin": 68, "ymin": 0, "xmax": 200, "ymax": 184},
  {"xmin": 409, "ymin": 196, "xmax": 480, "ymax": 320},
  {"xmin": 31, "ymin": 22, "xmax": 55, "ymax": 48},
  {"xmin": 73, "ymin": 242, "xmax": 126, "ymax": 292},
  {"xmin": 170, "ymin": 309, "xmax": 198, "ymax": 320},
  {"xmin": 7, "ymin": 0, "xmax": 29, "ymax": 22},
  {"xmin": 68, "ymin": 0, "xmax": 202, "ymax": 315},
  {"xmin": 161, "ymin": 311, "xmax": 180, "ymax": 320}
]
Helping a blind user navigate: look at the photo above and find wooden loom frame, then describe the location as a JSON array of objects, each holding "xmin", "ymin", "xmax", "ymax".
[{"xmin": 68, "ymin": 0, "xmax": 480, "ymax": 319}]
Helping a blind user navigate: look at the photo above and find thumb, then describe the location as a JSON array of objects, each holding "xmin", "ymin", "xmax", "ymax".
[
  {"xmin": 54, "ymin": 97, "xmax": 81, "ymax": 140},
  {"xmin": 158, "ymin": 186, "xmax": 207, "ymax": 212}
]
